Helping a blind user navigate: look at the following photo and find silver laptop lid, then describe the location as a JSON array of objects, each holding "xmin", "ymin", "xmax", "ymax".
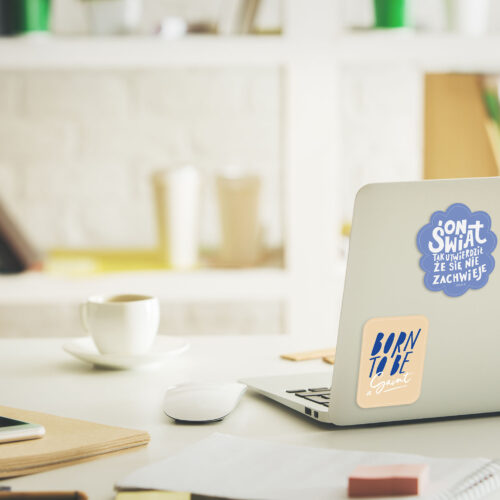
[{"xmin": 331, "ymin": 178, "xmax": 500, "ymax": 425}]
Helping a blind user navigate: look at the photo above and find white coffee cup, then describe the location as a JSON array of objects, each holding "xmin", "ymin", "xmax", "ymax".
[{"xmin": 80, "ymin": 294, "xmax": 160, "ymax": 355}]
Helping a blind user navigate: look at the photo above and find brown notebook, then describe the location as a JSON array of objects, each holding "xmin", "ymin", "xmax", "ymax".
[{"xmin": 0, "ymin": 406, "xmax": 150, "ymax": 478}]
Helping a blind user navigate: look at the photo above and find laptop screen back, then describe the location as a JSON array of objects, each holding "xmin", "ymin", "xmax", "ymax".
[{"xmin": 331, "ymin": 178, "xmax": 500, "ymax": 425}]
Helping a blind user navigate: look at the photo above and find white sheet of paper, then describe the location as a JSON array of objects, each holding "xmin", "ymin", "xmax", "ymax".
[{"xmin": 116, "ymin": 433, "xmax": 488, "ymax": 499}]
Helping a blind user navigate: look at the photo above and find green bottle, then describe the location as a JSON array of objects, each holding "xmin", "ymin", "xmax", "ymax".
[
  {"xmin": 20, "ymin": 0, "xmax": 51, "ymax": 33},
  {"xmin": 373, "ymin": 0, "xmax": 409, "ymax": 29}
]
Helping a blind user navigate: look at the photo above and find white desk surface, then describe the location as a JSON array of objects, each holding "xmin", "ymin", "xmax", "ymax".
[{"xmin": 1, "ymin": 335, "xmax": 500, "ymax": 500}]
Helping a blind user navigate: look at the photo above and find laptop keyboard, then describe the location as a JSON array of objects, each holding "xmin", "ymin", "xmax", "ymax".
[{"xmin": 286, "ymin": 387, "xmax": 331, "ymax": 407}]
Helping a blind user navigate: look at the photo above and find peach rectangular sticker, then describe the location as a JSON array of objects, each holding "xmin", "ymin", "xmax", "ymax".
[{"xmin": 357, "ymin": 315, "xmax": 429, "ymax": 409}]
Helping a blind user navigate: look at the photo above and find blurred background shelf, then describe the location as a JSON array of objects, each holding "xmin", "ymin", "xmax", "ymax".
[
  {"xmin": 0, "ymin": 35, "xmax": 289, "ymax": 68},
  {"xmin": 337, "ymin": 32, "xmax": 500, "ymax": 71},
  {"xmin": 4, "ymin": 33, "xmax": 500, "ymax": 71},
  {"xmin": 0, "ymin": 268, "xmax": 290, "ymax": 304},
  {"xmin": 5, "ymin": 1, "xmax": 500, "ymax": 338}
]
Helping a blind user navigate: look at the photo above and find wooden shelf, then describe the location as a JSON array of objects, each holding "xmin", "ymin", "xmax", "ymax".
[{"xmin": 0, "ymin": 35, "xmax": 288, "ymax": 69}]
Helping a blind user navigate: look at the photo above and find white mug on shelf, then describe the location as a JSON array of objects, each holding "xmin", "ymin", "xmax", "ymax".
[{"xmin": 80, "ymin": 294, "xmax": 160, "ymax": 355}]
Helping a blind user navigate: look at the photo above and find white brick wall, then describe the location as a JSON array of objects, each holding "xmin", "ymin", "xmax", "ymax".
[
  {"xmin": 339, "ymin": 64, "xmax": 421, "ymax": 220},
  {"xmin": 0, "ymin": 68, "xmax": 282, "ymax": 251},
  {"xmin": 24, "ymin": 72, "xmax": 131, "ymax": 119},
  {"xmin": 0, "ymin": 120, "xmax": 77, "ymax": 163},
  {"xmin": 0, "ymin": 75, "xmax": 20, "ymax": 115}
]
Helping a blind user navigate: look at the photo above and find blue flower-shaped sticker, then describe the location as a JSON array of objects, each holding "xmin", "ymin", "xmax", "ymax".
[{"xmin": 417, "ymin": 203, "xmax": 497, "ymax": 297}]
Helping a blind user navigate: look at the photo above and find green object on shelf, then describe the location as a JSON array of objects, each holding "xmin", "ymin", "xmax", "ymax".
[
  {"xmin": 20, "ymin": 0, "xmax": 50, "ymax": 33},
  {"xmin": 373, "ymin": 0, "xmax": 408, "ymax": 28},
  {"xmin": 483, "ymin": 89, "xmax": 500, "ymax": 125}
]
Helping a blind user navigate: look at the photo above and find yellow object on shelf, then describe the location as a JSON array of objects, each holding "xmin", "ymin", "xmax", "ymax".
[
  {"xmin": 341, "ymin": 222, "xmax": 351, "ymax": 238},
  {"xmin": 47, "ymin": 248, "xmax": 167, "ymax": 275},
  {"xmin": 116, "ymin": 492, "xmax": 190, "ymax": 500}
]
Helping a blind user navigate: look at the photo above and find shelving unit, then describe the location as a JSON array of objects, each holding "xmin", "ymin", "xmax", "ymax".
[
  {"xmin": 0, "ymin": 1, "xmax": 342, "ymax": 340},
  {"xmin": 9, "ymin": 2, "xmax": 500, "ymax": 338}
]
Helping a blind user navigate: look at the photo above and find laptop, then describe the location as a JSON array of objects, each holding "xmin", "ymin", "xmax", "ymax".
[{"xmin": 242, "ymin": 178, "xmax": 500, "ymax": 425}]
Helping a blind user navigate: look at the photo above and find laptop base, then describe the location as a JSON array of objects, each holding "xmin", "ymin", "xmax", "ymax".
[{"xmin": 241, "ymin": 372, "xmax": 333, "ymax": 424}]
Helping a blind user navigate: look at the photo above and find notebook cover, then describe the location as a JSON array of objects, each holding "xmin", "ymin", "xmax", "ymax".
[{"xmin": 0, "ymin": 406, "xmax": 150, "ymax": 478}]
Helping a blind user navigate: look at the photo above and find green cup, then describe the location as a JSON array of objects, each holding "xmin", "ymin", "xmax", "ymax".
[
  {"xmin": 20, "ymin": 0, "xmax": 51, "ymax": 33},
  {"xmin": 373, "ymin": 0, "xmax": 408, "ymax": 28}
]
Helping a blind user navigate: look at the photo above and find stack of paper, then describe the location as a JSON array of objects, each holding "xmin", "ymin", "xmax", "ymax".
[
  {"xmin": 0, "ymin": 406, "xmax": 150, "ymax": 478},
  {"xmin": 117, "ymin": 433, "xmax": 495, "ymax": 500}
]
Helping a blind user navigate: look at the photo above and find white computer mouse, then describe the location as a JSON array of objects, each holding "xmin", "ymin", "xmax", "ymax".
[{"xmin": 162, "ymin": 382, "xmax": 247, "ymax": 423}]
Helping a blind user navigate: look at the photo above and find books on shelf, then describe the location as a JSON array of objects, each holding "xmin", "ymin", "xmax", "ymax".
[
  {"xmin": 0, "ymin": 198, "xmax": 41, "ymax": 274},
  {"xmin": 252, "ymin": 0, "xmax": 281, "ymax": 34},
  {"xmin": 218, "ymin": 0, "xmax": 261, "ymax": 35}
]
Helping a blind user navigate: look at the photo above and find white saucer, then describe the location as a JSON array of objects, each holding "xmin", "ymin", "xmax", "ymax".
[{"xmin": 63, "ymin": 336, "xmax": 189, "ymax": 370}]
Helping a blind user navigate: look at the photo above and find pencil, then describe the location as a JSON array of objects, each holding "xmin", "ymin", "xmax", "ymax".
[{"xmin": 0, "ymin": 492, "xmax": 87, "ymax": 499}]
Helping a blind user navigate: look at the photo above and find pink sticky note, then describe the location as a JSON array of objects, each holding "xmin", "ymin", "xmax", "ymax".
[{"xmin": 348, "ymin": 463, "xmax": 430, "ymax": 497}]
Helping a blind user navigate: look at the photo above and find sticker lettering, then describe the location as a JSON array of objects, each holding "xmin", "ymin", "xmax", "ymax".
[
  {"xmin": 357, "ymin": 315, "xmax": 429, "ymax": 409},
  {"xmin": 417, "ymin": 203, "xmax": 496, "ymax": 297}
]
